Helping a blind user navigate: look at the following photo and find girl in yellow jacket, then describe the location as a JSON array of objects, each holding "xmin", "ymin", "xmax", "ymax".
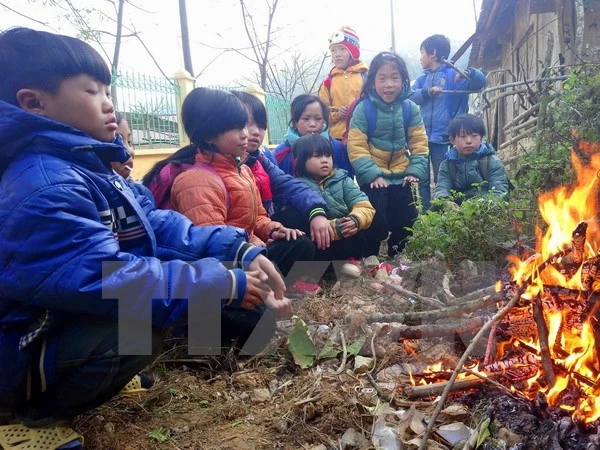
[{"xmin": 318, "ymin": 26, "xmax": 368, "ymax": 142}]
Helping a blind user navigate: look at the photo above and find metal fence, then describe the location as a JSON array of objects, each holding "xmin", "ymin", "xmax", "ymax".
[
  {"xmin": 111, "ymin": 72, "xmax": 291, "ymax": 149},
  {"xmin": 265, "ymin": 95, "xmax": 291, "ymax": 145},
  {"xmin": 112, "ymin": 70, "xmax": 180, "ymax": 149}
]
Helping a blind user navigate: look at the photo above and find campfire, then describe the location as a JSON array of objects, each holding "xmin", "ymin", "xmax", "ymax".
[{"xmin": 408, "ymin": 150, "xmax": 600, "ymax": 425}]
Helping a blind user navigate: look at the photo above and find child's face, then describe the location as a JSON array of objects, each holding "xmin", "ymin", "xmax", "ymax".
[
  {"xmin": 330, "ymin": 44, "xmax": 352, "ymax": 70},
  {"xmin": 38, "ymin": 74, "xmax": 117, "ymax": 142},
  {"xmin": 374, "ymin": 62, "xmax": 403, "ymax": 104},
  {"xmin": 305, "ymin": 152, "xmax": 333, "ymax": 180},
  {"xmin": 450, "ymin": 129, "xmax": 482, "ymax": 157},
  {"xmin": 419, "ymin": 47, "xmax": 437, "ymax": 70},
  {"xmin": 111, "ymin": 153, "xmax": 133, "ymax": 179},
  {"xmin": 246, "ymin": 109, "xmax": 266, "ymax": 153},
  {"xmin": 210, "ymin": 127, "xmax": 249, "ymax": 158},
  {"xmin": 117, "ymin": 117, "xmax": 134, "ymax": 154},
  {"xmin": 295, "ymin": 102, "xmax": 325, "ymax": 136}
]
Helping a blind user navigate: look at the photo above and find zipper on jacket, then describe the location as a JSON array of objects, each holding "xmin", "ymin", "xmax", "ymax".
[{"xmin": 388, "ymin": 104, "xmax": 396, "ymax": 170}]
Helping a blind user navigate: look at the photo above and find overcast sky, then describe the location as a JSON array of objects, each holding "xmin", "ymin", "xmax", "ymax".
[{"xmin": 1, "ymin": 0, "xmax": 483, "ymax": 84}]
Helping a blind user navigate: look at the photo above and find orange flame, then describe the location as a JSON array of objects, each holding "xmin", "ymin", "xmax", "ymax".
[{"xmin": 508, "ymin": 150, "xmax": 600, "ymax": 423}]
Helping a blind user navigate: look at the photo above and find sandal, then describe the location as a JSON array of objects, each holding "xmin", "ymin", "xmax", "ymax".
[
  {"xmin": 120, "ymin": 373, "xmax": 154, "ymax": 395},
  {"xmin": 0, "ymin": 423, "xmax": 83, "ymax": 450}
]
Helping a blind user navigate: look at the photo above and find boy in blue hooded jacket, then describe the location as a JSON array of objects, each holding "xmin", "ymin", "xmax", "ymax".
[
  {"xmin": 411, "ymin": 34, "xmax": 487, "ymax": 210},
  {"xmin": 0, "ymin": 27, "xmax": 289, "ymax": 448}
]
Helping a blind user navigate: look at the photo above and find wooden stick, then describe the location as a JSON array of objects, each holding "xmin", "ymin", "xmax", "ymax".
[
  {"xmin": 417, "ymin": 286, "xmax": 524, "ymax": 450},
  {"xmin": 404, "ymin": 375, "xmax": 485, "ymax": 400},
  {"xmin": 389, "ymin": 317, "xmax": 486, "ymax": 340},
  {"xmin": 383, "ymin": 282, "xmax": 447, "ymax": 309},
  {"xmin": 365, "ymin": 291, "xmax": 501, "ymax": 325},
  {"xmin": 532, "ymin": 295, "xmax": 556, "ymax": 387},
  {"xmin": 446, "ymin": 285, "xmax": 497, "ymax": 306}
]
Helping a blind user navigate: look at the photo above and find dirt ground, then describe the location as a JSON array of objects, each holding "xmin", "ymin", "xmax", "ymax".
[{"xmin": 72, "ymin": 266, "xmax": 593, "ymax": 449}]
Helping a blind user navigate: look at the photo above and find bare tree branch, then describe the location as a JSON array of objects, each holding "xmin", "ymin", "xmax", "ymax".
[{"xmin": 0, "ymin": 1, "xmax": 53, "ymax": 28}]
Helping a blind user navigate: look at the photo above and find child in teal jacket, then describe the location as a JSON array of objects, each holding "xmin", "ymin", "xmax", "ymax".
[
  {"xmin": 434, "ymin": 114, "xmax": 509, "ymax": 203},
  {"xmin": 292, "ymin": 134, "xmax": 375, "ymax": 275}
]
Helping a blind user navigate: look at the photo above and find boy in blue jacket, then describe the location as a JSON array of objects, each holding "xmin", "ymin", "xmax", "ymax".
[
  {"xmin": 411, "ymin": 34, "xmax": 487, "ymax": 211},
  {"xmin": 0, "ymin": 27, "xmax": 289, "ymax": 448}
]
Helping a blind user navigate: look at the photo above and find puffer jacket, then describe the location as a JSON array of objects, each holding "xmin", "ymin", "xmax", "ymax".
[
  {"xmin": 0, "ymin": 101, "xmax": 262, "ymax": 405},
  {"xmin": 298, "ymin": 169, "xmax": 375, "ymax": 240},
  {"xmin": 347, "ymin": 87, "xmax": 429, "ymax": 187},
  {"xmin": 171, "ymin": 151, "xmax": 281, "ymax": 246},
  {"xmin": 318, "ymin": 61, "xmax": 369, "ymax": 139},
  {"xmin": 245, "ymin": 146, "xmax": 327, "ymax": 220},
  {"xmin": 273, "ymin": 128, "xmax": 354, "ymax": 179},
  {"xmin": 433, "ymin": 142, "xmax": 509, "ymax": 201},
  {"xmin": 411, "ymin": 65, "xmax": 487, "ymax": 144}
]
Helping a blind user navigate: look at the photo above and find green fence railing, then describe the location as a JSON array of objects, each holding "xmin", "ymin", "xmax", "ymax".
[
  {"xmin": 265, "ymin": 95, "xmax": 291, "ymax": 146},
  {"xmin": 112, "ymin": 70, "xmax": 180, "ymax": 149}
]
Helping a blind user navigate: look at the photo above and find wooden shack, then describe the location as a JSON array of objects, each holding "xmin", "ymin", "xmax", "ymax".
[{"xmin": 469, "ymin": 0, "xmax": 600, "ymax": 158}]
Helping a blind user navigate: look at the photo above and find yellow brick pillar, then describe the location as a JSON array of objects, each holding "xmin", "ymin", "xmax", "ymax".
[
  {"xmin": 173, "ymin": 69, "xmax": 195, "ymax": 148},
  {"xmin": 245, "ymin": 84, "xmax": 269, "ymax": 146}
]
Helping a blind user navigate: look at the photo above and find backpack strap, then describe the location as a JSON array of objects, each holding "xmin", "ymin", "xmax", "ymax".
[
  {"xmin": 476, "ymin": 155, "xmax": 489, "ymax": 181},
  {"xmin": 363, "ymin": 97, "xmax": 377, "ymax": 142},
  {"xmin": 193, "ymin": 162, "xmax": 230, "ymax": 211},
  {"xmin": 448, "ymin": 160, "xmax": 458, "ymax": 188},
  {"xmin": 400, "ymin": 99, "xmax": 412, "ymax": 150}
]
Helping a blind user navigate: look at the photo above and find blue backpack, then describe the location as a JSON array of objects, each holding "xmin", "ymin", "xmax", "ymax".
[{"xmin": 342, "ymin": 96, "xmax": 413, "ymax": 149}]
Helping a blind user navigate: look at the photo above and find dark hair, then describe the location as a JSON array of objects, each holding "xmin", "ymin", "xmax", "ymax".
[
  {"xmin": 116, "ymin": 111, "xmax": 125, "ymax": 125},
  {"xmin": 420, "ymin": 34, "xmax": 451, "ymax": 62},
  {"xmin": 143, "ymin": 88, "xmax": 248, "ymax": 186},
  {"xmin": 230, "ymin": 90, "xmax": 268, "ymax": 129},
  {"xmin": 289, "ymin": 94, "xmax": 330, "ymax": 131},
  {"xmin": 293, "ymin": 134, "xmax": 334, "ymax": 178},
  {"xmin": 448, "ymin": 113, "xmax": 486, "ymax": 138},
  {"xmin": 0, "ymin": 27, "xmax": 112, "ymax": 106},
  {"xmin": 361, "ymin": 51, "xmax": 410, "ymax": 99}
]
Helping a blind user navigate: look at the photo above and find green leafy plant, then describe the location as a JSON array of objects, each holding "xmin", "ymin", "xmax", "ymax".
[
  {"xmin": 148, "ymin": 427, "xmax": 170, "ymax": 443},
  {"xmin": 404, "ymin": 191, "xmax": 517, "ymax": 267}
]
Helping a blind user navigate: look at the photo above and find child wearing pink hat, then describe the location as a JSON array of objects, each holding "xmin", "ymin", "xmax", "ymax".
[{"xmin": 318, "ymin": 26, "xmax": 369, "ymax": 143}]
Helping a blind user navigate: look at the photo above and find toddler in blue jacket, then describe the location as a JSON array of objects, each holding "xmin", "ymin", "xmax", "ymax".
[{"xmin": 0, "ymin": 27, "xmax": 290, "ymax": 448}]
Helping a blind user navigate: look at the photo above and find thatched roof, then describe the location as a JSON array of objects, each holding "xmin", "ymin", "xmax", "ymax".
[{"xmin": 469, "ymin": 0, "xmax": 517, "ymax": 69}]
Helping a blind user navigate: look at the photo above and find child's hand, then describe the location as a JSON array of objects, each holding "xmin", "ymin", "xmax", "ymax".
[
  {"xmin": 241, "ymin": 270, "xmax": 271, "ymax": 309},
  {"xmin": 263, "ymin": 291, "xmax": 293, "ymax": 319},
  {"xmin": 338, "ymin": 105, "xmax": 348, "ymax": 119},
  {"xmin": 248, "ymin": 254, "xmax": 286, "ymax": 299},
  {"xmin": 370, "ymin": 177, "xmax": 389, "ymax": 189},
  {"xmin": 339, "ymin": 217, "xmax": 358, "ymax": 238},
  {"xmin": 402, "ymin": 176, "xmax": 419, "ymax": 187},
  {"xmin": 428, "ymin": 86, "xmax": 443, "ymax": 96},
  {"xmin": 310, "ymin": 215, "xmax": 333, "ymax": 250},
  {"xmin": 269, "ymin": 226, "xmax": 305, "ymax": 242}
]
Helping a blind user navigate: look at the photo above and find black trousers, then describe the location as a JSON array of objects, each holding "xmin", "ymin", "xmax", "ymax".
[
  {"xmin": 265, "ymin": 234, "xmax": 315, "ymax": 285},
  {"xmin": 360, "ymin": 184, "xmax": 417, "ymax": 257},
  {"xmin": 273, "ymin": 207, "xmax": 367, "ymax": 261}
]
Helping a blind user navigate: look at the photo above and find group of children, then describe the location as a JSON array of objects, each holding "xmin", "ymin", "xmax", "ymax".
[{"xmin": 0, "ymin": 24, "xmax": 509, "ymax": 449}]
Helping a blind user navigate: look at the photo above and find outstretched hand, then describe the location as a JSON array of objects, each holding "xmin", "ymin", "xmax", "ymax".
[
  {"xmin": 263, "ymin": 292, "xmax": 293, "ymax": 319},
  {"xmin": 248, "ymin": 254, "xmax": 286, "ymax": 300},
  {"xmin": 310, "ymin": 215, "xmax": 333, "ymax": 250}
]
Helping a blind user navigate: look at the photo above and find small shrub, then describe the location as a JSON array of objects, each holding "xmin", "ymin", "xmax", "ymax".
[{"xmin": 404, "ymin": 191, "xmax": 517, "ymax": 267}]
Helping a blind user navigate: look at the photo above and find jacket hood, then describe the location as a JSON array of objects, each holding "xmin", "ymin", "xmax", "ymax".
[
  {"xmin": 446, "ymin": 142, "xmax": 495, "ymax": 161},
  {"xmin": 328, "ymin": 61, "xmax": 369, "ymax": 77},
  {"xmin": 0, "ymin": 100, "xmax": 129, "ymax": 177},
  {"xmin": 283, "ymin": 127, "xmax": 330, "ymax": 146}
]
